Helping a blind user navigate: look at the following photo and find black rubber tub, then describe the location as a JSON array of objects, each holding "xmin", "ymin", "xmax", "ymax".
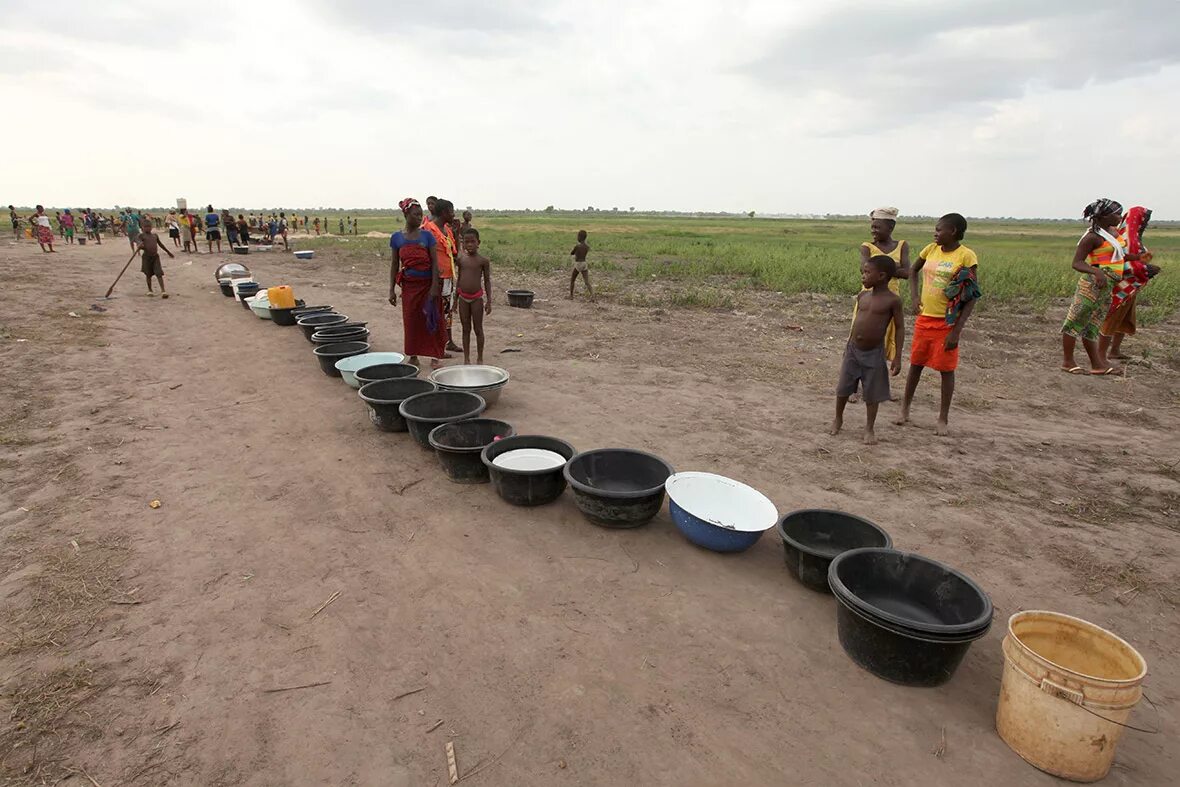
[
  {"xmin": 506, "ymin": 289, "xmax": 534, "ymax": 308},
  {"xmin": 482, "ymin": 435, "xmax": 575, "ymax": 507},
  {"xmin": 312, "ymin": 341, "xmax": 370, "ymax": 377},
  {"xmin": 358, "ymin": 378, "xmax": 437, "ymax": 432},
  {"xmin": 298, "ymin": 313, "xmax": 348, "ymax": 341},
  {"xmin": 219, "ymin": 281, "xmax": 235, "ymax": 297},
  {"xmin": 355, "ymin": 363, "xmax": 419, "ymax": 385},
  {"xmin": 777, "ymin": 510, "xmax": 893, "ymax": 593},
  {"xmin": 828, "ymin": 548, "xmax": 993, "ymax": 637},
  {"xmin": 270, "ymin": 307, "xmax": 299, "ymax": 325},
  {"xmin": 563, "ymin": 449, "xmax": 674, "ymax": 528},
  {"xmin": 311, "ymin": 326, "xmax": 370, "ymax": 345},
  {"xmin": 399, "ymin": 391, "xmax": 486, "ymax": 448},
  {"xmin": 292, "ymin": 305, "xmax": 333, "ymax": 319},
  {"xmin": 428, "ymin": 419, "xmax": 517, "ymax": 484},
  {"xmin": 832, "ymin": 593, "xmax": 983, "ymax": 687},
  {"xmin": 828, "ymin": 548, "xmax": 992, "ymax": 686}
]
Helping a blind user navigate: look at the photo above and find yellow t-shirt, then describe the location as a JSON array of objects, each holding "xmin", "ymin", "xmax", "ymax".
[{"xmin": 918, "ymin": 243, "xmax": 978, "ymax": 318}]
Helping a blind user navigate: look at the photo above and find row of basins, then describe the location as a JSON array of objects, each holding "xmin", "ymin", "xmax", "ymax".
[{"xmin": 218, "ymin": 266, "xmax": 1152, "ymax": 783}]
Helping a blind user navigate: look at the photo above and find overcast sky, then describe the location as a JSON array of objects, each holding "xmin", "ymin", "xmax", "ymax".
[{"xmin": 2, "ymin": 0, "xmax": 1177, "ymax": 218}]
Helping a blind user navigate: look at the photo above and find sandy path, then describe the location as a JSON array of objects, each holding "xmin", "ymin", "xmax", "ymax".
[{"xmin": 1, "ymin": 237, "xmax": 1177, "ymax": 785}]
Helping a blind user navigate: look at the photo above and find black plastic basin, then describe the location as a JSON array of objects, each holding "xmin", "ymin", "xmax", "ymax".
[
  {"xmin": 311, "ymin": 327, "xmax": 370, "ymax": 345},
  {"xmin": 777, "ymin": 510, "xmax": 893, "ymax": 593},
  {"xmin": 298, "ymin": 313, "xmax": 348, "ymax": 341},
  {"xmin": 832, "ymin": 593, "xmax": 981, "ymax": 687},
  {"xmin": 312, "ymin": 341, "xmax": 370, "ymax": 377},
  {"xmin": 428, "ymin": 419, "xmax": 517, "ymax": 483},
  {"xmin": 270, "ymin": 306, "xmax": 299, "ymax": 325},
  {"xmin": 355, "ymin": 363, "xmax": 419, "ymax": 385},
  {"xmin": 563, "ymin": 449, "xmax": 674, "ymax": 528},
  {"xmin": 507, "ymin": 289, "xmax": 534, "ymax": 308},
  {"xmin": 293, "ymin": 305, "xmax": 333, "ymax": 319},
  {"xmin": 219, "ymin": 282, "xmax": 235, "ymax": 297},
  {"xmin": 482, "ymin": 435, "xmax": 575, "ymax": 507},
  {"xmin": 828, "ymin": 548, "xmax": 993, "ymax": 637},
  {"xmin": 398, "ymin": 391, "xmax": 486, "ymax": 448},
  {"xmin": 358, "ymin": 378, "xmax": 437, "ymax": 432}
]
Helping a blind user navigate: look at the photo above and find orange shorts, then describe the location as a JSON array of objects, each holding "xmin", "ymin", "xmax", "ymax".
[{"xmin": 910, "ymin": 315, "xmax": 959, "ymax": 372}]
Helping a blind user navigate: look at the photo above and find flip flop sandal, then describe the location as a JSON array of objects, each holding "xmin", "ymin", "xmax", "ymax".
[
  {"xmin": 1061, "ymin": 366, "xmax": 1084, "ymax": 374},
  {"xmin": 1090, "ymin": 368, "xmax": 1123, "ymax": 376}
]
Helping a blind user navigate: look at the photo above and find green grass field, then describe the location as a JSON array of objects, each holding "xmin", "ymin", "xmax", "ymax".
[{"xmin": 291, "ymin": 213, "xmax": 1179, "ymax": 323}]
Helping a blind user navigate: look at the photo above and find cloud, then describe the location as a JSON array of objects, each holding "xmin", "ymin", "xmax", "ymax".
[
  {"xmin": 739, "ymin": 0, "xmax": 1180, "ymax": 131},
  {"xmin": 0, "ymin": 0, "xmax": 1175, "ymax": 218},
  {"xmin": 301, "ymin": 0, "xmax": 555, "ymax": 37}
]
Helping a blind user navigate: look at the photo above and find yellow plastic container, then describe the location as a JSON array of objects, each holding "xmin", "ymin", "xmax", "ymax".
[
  {"xmin": 996, "ymin": 611, "xmax": 1147, "ymax": 782},
  {"xmin": 268, "ymin": 285, "xmax": 296, "ymax": 309}
]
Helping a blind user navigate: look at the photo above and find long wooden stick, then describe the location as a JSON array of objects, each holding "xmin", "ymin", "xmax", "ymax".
[{"xmin": 104, "ymin": 249, "xmax": 141, "ymax": 298}]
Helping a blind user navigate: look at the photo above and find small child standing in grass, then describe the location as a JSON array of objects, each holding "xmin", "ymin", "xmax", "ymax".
[
  {"xmin": 455, "ymin": 228, "xmax": 493, "ymax": 364},
  {"xmin": 568, "ymin": 229, "xmax": 594, "ymax": 301},
  {"xmin": 137, "ymin": 219, "xmax": 174, "ymax": 298},
  {"xmin": 832, "ymin": 255, "xmax": 904, "ymax": 444},
  {"xmin": 896, "ymin": 213, "xmax": 981, "ymax": 436}
]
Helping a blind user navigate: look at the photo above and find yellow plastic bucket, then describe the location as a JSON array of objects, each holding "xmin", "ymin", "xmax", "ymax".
[
  {"xmin": 267, "ymin": 285, "xmax": 296, "ymax": 309},
  {"xmin": 996, "ymin": 611, "xmax": 1147, "ymax": 782}
]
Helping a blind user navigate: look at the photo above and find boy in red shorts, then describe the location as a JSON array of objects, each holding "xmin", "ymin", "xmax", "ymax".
[{"xmin": 896, "ymin": 213, "xmax": 980, "ymax": 436}]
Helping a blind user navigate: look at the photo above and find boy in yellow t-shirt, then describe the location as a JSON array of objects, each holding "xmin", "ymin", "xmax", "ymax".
[{"xmin": 895, "ymin": 213, "xmax": 978, "ymax": 436}]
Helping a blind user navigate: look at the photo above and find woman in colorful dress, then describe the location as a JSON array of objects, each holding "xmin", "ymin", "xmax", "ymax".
[
  {"xmin": 1061, "ymin": 198, "xmax": 1125, "ymax": 376},
  {"xmin": 389, "ymin": 198, "xmax": 445, "ymax": 369},
  {"xmin": 31, "ymin": 205, "xmax": 55, "ymax": 253},
  {"xmin": 1099, "ymin": 206, "xmax": 1159, "ymax": 361}
]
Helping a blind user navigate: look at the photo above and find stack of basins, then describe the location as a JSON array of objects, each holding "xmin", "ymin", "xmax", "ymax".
[{"xmin": 827, "ymin": 548, "xmax": 992, "ymax": 687}]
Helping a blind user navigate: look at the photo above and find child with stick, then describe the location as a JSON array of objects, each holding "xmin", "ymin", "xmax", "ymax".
[
  {"xmin": 136, "ymin": 219, "xmax": 174, "ymax": 298},
  {"xmin": 455, "ymin": 228, "xmax": 493, "ymax": 364},
  {"xmin": 831, "ymin": 255, "xmax": 904, "ymax": 444}
]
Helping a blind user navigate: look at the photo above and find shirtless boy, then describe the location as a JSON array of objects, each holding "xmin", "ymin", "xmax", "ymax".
[
  {"xmin": 137, "ymin": 219, "xmax": 175, "ymax": 298},
  {"xmin": 831, "ymin": 255, "xmax": 904, "ymax": 445},
  {"xmin": 568, "ymin": 230, "xmax": 594, "ymax": 301},
  {"xmin": 455, "ymin": 228, "xmax": 493, "ymax": 365}
]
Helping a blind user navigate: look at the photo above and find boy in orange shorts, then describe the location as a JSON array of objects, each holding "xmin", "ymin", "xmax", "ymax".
[{"xmin": 896, "ymin": 213, "xmax": 980, "ymax": 436}]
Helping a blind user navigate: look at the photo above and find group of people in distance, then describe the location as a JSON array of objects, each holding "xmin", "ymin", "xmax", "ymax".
[
  {"xmin": 832, "ymin": 199, "xmax": 1159, "ymax": 445},
  {"xmin": 10, "ymin": 204, "xmax": 112, "ymax": 251}
]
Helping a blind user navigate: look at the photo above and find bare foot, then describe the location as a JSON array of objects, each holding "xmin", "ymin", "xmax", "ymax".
[
  {"xmin": 893, "ymin": 409, "xmax": 910, "ymax": 426},
  {"xmin": 442, "ymin": 352, "xmax": 454, "ymax": 359},
  {"xmin": 476, "ymin": 356, "xmax": 484, "ymax": 365},
  {"xmin": 934, "ymin": 420, "xmax": 950, "ymax": 436},
  {"xmin": 848, "ymin": 393, "xmax": 860, "ymax": 404},
  {"xmin": 863, "ymin": 428, "xmax": 878, "ymax": 445},
  {"xmin": 829, "ymin": 417, "xmax": 842, "ymax": 436},
  {"xmin": 430, "ymin": 359, "xmax": 442, "ymax": 370}
]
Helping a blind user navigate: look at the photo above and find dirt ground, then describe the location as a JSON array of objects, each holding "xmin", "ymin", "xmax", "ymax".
[{"xmin": 2, "ymin": 235, "xmax": 1178, "ymax": 786}]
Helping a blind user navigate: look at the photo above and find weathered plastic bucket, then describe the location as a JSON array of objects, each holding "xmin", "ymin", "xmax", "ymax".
[{"xmin": 996, "ymin": 611, "xmax": 1147, "ymax": 782}]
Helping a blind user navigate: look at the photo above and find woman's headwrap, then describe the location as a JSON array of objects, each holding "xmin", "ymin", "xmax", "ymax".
[
  {"xmin": 399, "ymin": 197, "xmax": 421, "ymax": 215},
  {"xmin": 1083, "ymin": 198, "xmax": 1122, "ymax": 223}
]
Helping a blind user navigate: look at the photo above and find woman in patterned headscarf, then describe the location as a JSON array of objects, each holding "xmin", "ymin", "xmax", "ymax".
[
  {"xmin": 389, "ymin": 198, "xmax": 446, "ymax": 368},
  {"xmin": 1100, "ymin": 206, "xmax": 1159, "ymax": 361},
  {"xmin": 1060, "ymin": 198, "xmax": 1125, "ymax": 376}
]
